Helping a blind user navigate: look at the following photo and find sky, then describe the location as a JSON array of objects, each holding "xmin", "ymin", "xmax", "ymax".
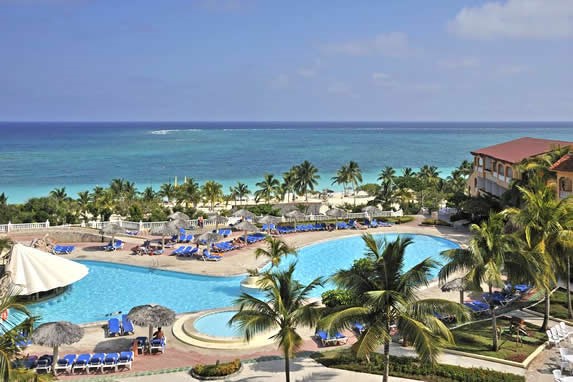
[{"xmin": 0, "ymin": 0, "xmax": 571, "ymax": 122}]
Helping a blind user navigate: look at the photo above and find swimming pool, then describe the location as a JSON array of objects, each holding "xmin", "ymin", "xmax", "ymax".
[
  {"xmin": 193, "ymin": 310, "xmax": 240, "ymax": 338},
  {"xmin": 29, "ymin": 234, "xmax": 458, "ymax": 324}
]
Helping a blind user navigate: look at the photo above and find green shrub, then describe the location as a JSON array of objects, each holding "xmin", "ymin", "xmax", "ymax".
[
  {"xmin": 421, "ymin": 218, "xmax": 452, "ymax": 226},
  {"xmin": 321, "ymin": 289, "xmax": 353, "ymax": 307},
  {"xmin": 193, "ymin": 359, "xmax": 241, "ymax": 377},
  {"xmin": 313, "ymin": 352, "xmax": 524, "ymax": 382},
  {"xmin": 246, "ymin": 204, "xmax": 281, "ymax": 216},
  {"xmin": 381, "ymin": 216, "xmax": 414, "ymax": 224}
]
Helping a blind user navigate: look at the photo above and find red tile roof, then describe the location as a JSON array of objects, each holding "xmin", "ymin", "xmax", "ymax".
[
  {"xmin": 550, "ymin": 153, "xmax": 573, "ymax": 172},
  {"xmin": 471, "ymin": 137, "xmax": 573, "ymax": 164}
]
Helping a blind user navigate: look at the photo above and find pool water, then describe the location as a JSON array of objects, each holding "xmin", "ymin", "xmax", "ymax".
[
  {"xmin": 29, "ymin": 234, "xmax": 458, "ymax": 324},
  {"xmin": 194, "ymin": 311, "xmax": 240, "ymax": 337}
]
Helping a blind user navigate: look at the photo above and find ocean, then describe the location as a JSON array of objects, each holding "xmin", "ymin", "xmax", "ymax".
[{"xmin": 1, "ymin": 122, "xmax": 572, "ymax": 203}]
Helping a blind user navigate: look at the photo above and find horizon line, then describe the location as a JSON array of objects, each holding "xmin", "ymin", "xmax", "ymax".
[{"xmin": 1, "ymin": 120, "xmax": 573, "ymax": 124}]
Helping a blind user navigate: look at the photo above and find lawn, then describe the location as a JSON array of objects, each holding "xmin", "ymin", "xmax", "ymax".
[
  {"xmin": 447, "ymin": 316, "xmax": 546, "ymax": 362},
  {"xmin": 529, "ymin": 288, "xmax": 573, "ymax": 320}
]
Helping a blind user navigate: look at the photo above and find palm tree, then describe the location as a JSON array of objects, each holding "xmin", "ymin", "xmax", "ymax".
[
  {"xmin": 141, "ymin": 187, "xmax": 157, "ymax": 203},
  {"xmin": 418, "ymin": 165, "xmax": 440, "ymax": 181},
  {"xmin": 282, "ymin": 168, "xmax": 297, "ymax": 202},
  {"xmin": 322, "ymin": 234, "xmax": 468, "ymax": 382},
  {"xmin": 0, "ymin": 193, "xmax": 7, "ymax": 206},
  {"xmin": 255, "ymin": 174, "xmax": 280, "ymax": 204},
  {"xmin": 0, "ymin": 286, "xmax": 34, "ymax": 381},
  {"xmin": 234, "ymin": 182, "xmax": 250, "ymax": 205},
  {"xmin": 504, "ymin": 177, "xmax": 573, "ymax": 330},
  {"xmin": 438, "ymin": 213, "xmax": 523, "ymax": 350},
  {"xmin": 255, "ymin": 237, "xmax": 297, "ymax": 268},
  {"xmin": 76, "ymin": 191, "xmax": 91, "ymax": 221},
  {"xmin": 49, "ymin": 187, "xmax": 69, "ymax": 202},
  {"xmin": 229, "ymin": 263, "xmax": 323, "ymax": 382},
  {"xmin": 377, "ymin": 166, "xmax": 396, "ymax": 185},
  {"xmin": 294, "ymin": 160, "xmax": 319, "ymax": 201},
  {"xmin": 158, "ymin": 183, "xmax": 176, "ymax": 203},
  {"xmin": 401, "ymin": 167, "xmax": 416, "ymax": 178},
  {"xmin": 332, "ymin": 164, "xmax": 350, "ymax": 196},
  {"xmin": 456, "ymin": 160, "xmax": 473, "ymax": 178},
  {"xmin": 202, "ymin": 180, "xmax": 224, "ymax": 211},
  {"xmin": 180, "ymin": 178, "xmax": 201, "ymax": 207},
  {"xmin": 347, "ymin": 161, "xmax": 363, "ymax": 205}
]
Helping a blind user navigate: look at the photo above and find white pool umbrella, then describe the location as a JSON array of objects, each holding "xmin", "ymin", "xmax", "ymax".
[{"xmin": 6, "ymin": 244, "xmax": 88, "ymax": 296}]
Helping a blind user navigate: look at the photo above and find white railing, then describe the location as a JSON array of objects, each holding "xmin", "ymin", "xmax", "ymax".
[{"xmin": 1, "ymin": 209, "xmax": 401, "ymax": 234}]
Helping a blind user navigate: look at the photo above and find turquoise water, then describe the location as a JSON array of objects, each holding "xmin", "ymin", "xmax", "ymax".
[
  {"xmin": 1, "ymin": 122, "xmax": 572, "ymax": 203},
  {"xmin": 28, "ymin": 233, "xmax": 457, "ymax": 324},
  {"xmin": 194, "ymin": 311, "xmax": 240, "ymax": 338}
]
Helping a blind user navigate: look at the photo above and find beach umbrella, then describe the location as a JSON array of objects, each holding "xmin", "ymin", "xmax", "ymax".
[
  {"xmin": 168, "ymin": 211, "xmax": 190, "ymax": 221},
  {"xmin": 127, "ymin": 304, "xmax": 176, "ymax": 344},
  {"xmin": 440, "ymin": 277, "xmax": 471, "ymax": 304},
  {"xmin": 100, "ymin": 223, "xmax": 125, "ymax": 246},
  {"xmin": 208, "ymin": 214, "xmax": 228, "ymax": 231},
  {"xmin": 232, "ymin": 209, "xmax": 255, "ymax": 219},
  {"xmin": 234, "ymin": 221, "xmax": 259, "ymax": 243},
  {"xmin": 362, "ymin": 206, "xmax": 382, "ymax": 217},
  {"xmin": 196, "ymin": 232, "xmax": 222, "ymax": 245},
  {"xmin": 151, "ymin": 220, "xmax": 185, "ymax": 248},
  {"xmin": 325, "ymin": 208, "xmax": 347, "ymax": 230},
  {"xmin": 31, "ymin": 321, "xmax": 84, "ymax": 371},
  {"xmin": 285, "ymin": 210, "xmax": 306, "ymax": 225},
  {"xmin": 258, "ymin": 215, "xmax": 280, "ymax": 233}
]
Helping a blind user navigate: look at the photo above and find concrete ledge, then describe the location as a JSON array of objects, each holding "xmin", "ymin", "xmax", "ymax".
[{"xmin": 443, "ymin": 342, "xmax": 547, "ymax": 369}]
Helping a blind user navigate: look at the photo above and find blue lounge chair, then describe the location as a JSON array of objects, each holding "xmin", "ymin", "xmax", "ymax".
[
  {"xmin": 87, "ymin": 353, "xmax": 106, "ymax": 374},
  {"xmin": 353, "ymin": 322, "xmax": 366, "ymax": 334},
  {"xmin": 171, "ymin": 246, "xmax": 185, "ymax": 255},
  {"xmin": 464, "ymin": 300, "xmax": 490, "ymax": 315},
  {"xmin": 135, "ymin": 336, "xmax": 148, "ymax": 354},
  {"xmin": 482, "ymin": 291, "xmax": 514, "ymax": 306},
  {"xmin": 121, "ymin": 314, "xmax": 134, "ymax": 335},
  {"xmin": 117, "ymin": 351, "xmax": 134, "ymax": 370},
  {"xmin": 52, "ymin": 245, "xmax": 74, "ymax": 255},
  {"xmin": 54, "ymin": 354, "xmax": 76, "ymax": 375},
  {"xmin": 202, "ymin": 249, "xmax": 222, "ymax": 261},
  {"xmin": 102, "ymin": 352, "xmax": 119, "ymax": 372},
  {"xmin": 72, "ymin": 353, "xmax": 91, "ymax": 374},
  {"xmin": 107, "ymin": 318, "xmax": 121, "ymax": 337},
  {"xmin": 315, "ymin": 330, "xmax": 348, "ymax": 346},
  {"xmin": 35, "ymin": 354, "xmax": 53, "ymax": 374},
  {"xmin": 150, "ymin": 337, "xmax": 166, "ymax": 353},
  {"xmin": 103, "ymin": 240, "xmax": 123, "ymax": 251}
]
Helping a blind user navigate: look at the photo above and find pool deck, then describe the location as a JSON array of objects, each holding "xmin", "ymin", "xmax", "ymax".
[{"xmin": 17, "ymin": 217, "xmax": 545, "ymax": 380}]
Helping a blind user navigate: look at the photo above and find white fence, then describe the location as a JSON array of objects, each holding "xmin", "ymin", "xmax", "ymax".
[{"xmin": 0, "ymin": 209, "xmax": 402, "ymax": 234}]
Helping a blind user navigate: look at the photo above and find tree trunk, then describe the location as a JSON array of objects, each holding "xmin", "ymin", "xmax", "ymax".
[
  {"xmin": 566, "ymin": 254, "xmax": 573, "ymax": 318},
  {"xmin": 541, "ymin": 290, "xmax": 550, "ymax": 331},
  {"xmin": 383, "ymin": 340, "xmax": 390, "ymax": 382},
  {"xmin": 52, "ymin": 345, "xmax": 59, "ymax": 375},
  {"xmin": 489, "ymin": 285, "xmax": 498, "ymax": 351},
  {"xmin": 459, "ymin": 290, "xmax": 464, "ymax": 305},
  {"xmin": 284, "ymin": 349, "xmax": 290, "ymax": 382}
]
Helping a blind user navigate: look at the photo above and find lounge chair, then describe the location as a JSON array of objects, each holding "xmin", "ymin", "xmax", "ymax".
[
  {"xmin": 463, "ymin": 300, "xmax": 490, "ymax": 315},
  {"xmin": 353, "ymin": 322, "xmax": 366, "ymax": 334},
  {"xmin": 72, "ymin": 353, "xmax": 91, "ymax": 374},
  {"xmin": 553, "ymin": 368, "xmax": 573, "ymax": 381},
  {"xmin": 202, "ymin": 249, "xmax": 222, "ymax": 262},
  {"xmin": 54, "ymin": 354, "xmax": 76, "ymax": 375},
  {"xmin": 315, "ymin": 330, "xmax": 348, "ymax": 346},
  {"xmin": 86, "ymin": 353, "xmax": 106, "ymax": 374},
  {"xmin": 107, "ymin": 318, "xmax": 121, "ymax": 337},
  {"xmin": 102, "ymin": 352, "xmax": 119, "ymax": 372},
  {"xmin": 135, "ymin": 336, "xmax": 148, "ymax": 354},
  {"xmin": 35, "ymin": 354, "xmax": 53, "ymax": 374},
  {"xmin": 150, "ymin": 337, "xmax": 166, "ymax": 354},
  {"xmin": 121, "ymin": 314, "xmax": 134, "ymax": 335},
  {"xmin": 559, "ymin": 322, "xmax": 573, "ymax": 338},
  {"xmin": 52, "ymin": 245, "xmax": 75, "ymax": 255},
  {"xmin": 171, "ymin": 246, "xmax": 186, "ymax": 256},
  {"xmin": 547, "ymin": 330, "xmax": 561, "ymax": 347},
  {"xmin": 103, "ymin": 240, "xmax": 123, "ymax": 251},
  {"xmin": 117, "ymin": 351, "xmax": 134, "ymax": 370}
]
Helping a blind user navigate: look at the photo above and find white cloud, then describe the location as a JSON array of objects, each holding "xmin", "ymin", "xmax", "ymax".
[
  {"xmin": 372, "ymin": 72, "xmax": 391, "ymax": 81},
  {"xmin": 438, "ymin": 57, "xmax": 480, "ymax": 69},
  {"xmin": 497, "ymin": 64, "xmax": 530, "ymax": 75},
  {"xmin": 269, "ymin": 74, "xmax": 289, "ymax": 89},
  {"xmin": 327, "ymin": 82, "xmax": 359, "ymax": 98},
  {"xmin": 449, "ymin": 0, "xmax": 573, "ymax": 40},
  {"xmin": 323, "ymin": 32, "xmax": 409, "ymax": 57}
]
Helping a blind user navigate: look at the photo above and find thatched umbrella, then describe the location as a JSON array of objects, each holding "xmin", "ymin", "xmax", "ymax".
[
  {"xmin": 234, "ymin": 221, "xmax": 259, "ymax": 243},
  {"xmin": 31, "ymin": 321, "xmax": 84, "ymax": 371},
  {"xmin": 127, "ymin": 304, "xmax": 176, "ymax": 344},
  {"xmin": 325, "ymin": 208, "xmax": 347, "ymax": 230},
  {"xmin": 232, "ymin": 209, "xmax": 255, "ymax": 219},
  {"xmin": 168, "ymin": 211, "xmax": 190, "ymax": 221},
  {"xmin": 197, "ymin": 232, "xmax": 222, "ymax": 246},
  {"xmin": 258, "ymin": 215, "xmax": 281, "ymax": 233},
  {"xmin": 440, "ymin": 277, "xmax": 470, "ymax": 304},
  {"xmin": 100, "ymin": 223, "xmax": 125, "ymax": 246},
  {"xmin": 151, "ymin": 220, "xmax": 186, "ymax": 248},
  {"xmin": 285, "ymin": 210, "xmax": 305, "ymax": 226},
  {"xmin": 208, "ymin": 214, "xmax": 228, "ymax": 231},
  {"xmin": 362, "ymin": 206, "xmax": 382, "ymax": 218}
]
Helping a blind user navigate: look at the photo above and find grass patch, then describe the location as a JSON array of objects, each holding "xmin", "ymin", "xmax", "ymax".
[
  {"xmin": 382, "ymin": 216, "xmax": 414, "ymax": 224},
  {"xmin": 312, "ymin": 349, "xmax": 524, "ymax": 382},
  {"xmin": 447, "ymin": 316, "xmax": 546, "ymax": 362},
  {"xmin": 529, "ymin": 288, "xmax": 573, "ymax": 320},
  {"xmin": 421, "ymin": 218, "xmax": 452, "ymax": 226}
]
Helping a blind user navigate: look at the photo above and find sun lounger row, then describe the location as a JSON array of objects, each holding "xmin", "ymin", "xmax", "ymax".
[
  {"xmin": 482, "ymin": 291, "xmax": 519, "ymax": 306},
  {"xmin": 463, "ymin": 300, "xmax": 490, "ymax": 315},
  {"xmin": 547, "ymin": 322, "xmax": 573, "ymax": 346},
  {"xmin": 34, "ymin": 351, "xmax": 134, "ymax": 375},
  {"xmin": 176, "ymin": 228, "xmax": 194, "ymax": 243},
  {"xmin": 107, "ymin": 315, "xmax": 135, "ymax": 337},
  {"xmin": 217, "ymin": 229, "xmax": 232, "ymax": 237},
  {"xmin": 239, "ymin": 233, "xmax": 267, "ymax": 244},
  {"xmin": 103, "ymin": 240, "xmax": 124, "ymax": 251},
  {"xmin": 201, "ymin": 249, "xmax": 222, "ymax": 261},
  {"xmin": 212, "ymin": 241, "xmax": 239, "ymax": 252},
  {"xmin": 315, "ymin": 330, "xmax": 348, "ymax": 346},
  {"xmin": 52, "ymin": 245, "xmax": 75, "ymax": 255},
  {"xmin": 171, "ymin": 246, "xmax": 199, "ymax": 257},
  {"xmin": 364, "ymin": 219, "xmax": 393, "ymax": 228}
]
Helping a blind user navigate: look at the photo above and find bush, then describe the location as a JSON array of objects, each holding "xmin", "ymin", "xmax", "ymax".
[
  {"xmin": 193, "ymin": 359, "xmax": 241, "ymax": 377},
  {"xmin": 246, "ymin": 204, "xmax": 281, "ymax": 216},
  {"xmin": 313, "ymin": 352, "xmax": 524, "ymax": 382},
  {"xmin": 321, "ymin": 289, "xmax": 353, "ymax": 307},
  {"xmin": 381, "ymin": 216, "xmax": 414, "ymax": 224},
  {"xmin": 421, "ymin": 218, "xmax": 452, "ymax": 227}
]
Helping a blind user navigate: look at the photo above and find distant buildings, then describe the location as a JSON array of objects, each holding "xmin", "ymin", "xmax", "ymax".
[{"xmin": 468, "ymin": 137, "xmax": 572, "ymax": 199}]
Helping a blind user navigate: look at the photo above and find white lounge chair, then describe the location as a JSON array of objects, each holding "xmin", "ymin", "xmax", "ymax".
[
  {"xmin": 117, "ymin": 351, "xmax": 134, "ymax": 370},
  {"xmin": 71, "ymin": 353, "xmax": 91, "ymax": 374},
  {"xmin": 53, "ymin": 354, "xmax": 76, "ymax": 375},
  {"xmin": 559, "ymin": 322, "xmax": 573, "ymax": 338},
  {"xmin": 548, "ymin": 330, "xmax": 561, "ymax": 347},
  {"xmin": 553, "ymin": 369, "xmax": 573, "ymax": 381},
  {"xmin": 560, "ymin": 348, "xmax": 573, "ymax": 372}
]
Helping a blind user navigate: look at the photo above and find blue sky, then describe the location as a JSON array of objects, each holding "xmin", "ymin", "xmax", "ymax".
[{"xmin": 0, "ymin": 0, "xmax": 571, "ymax": 121}]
